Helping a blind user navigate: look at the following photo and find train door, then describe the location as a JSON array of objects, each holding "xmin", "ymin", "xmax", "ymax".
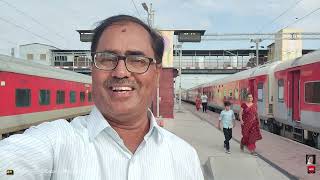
[
  {"xmin": 257, "ymin": 82, "xmax": 264, "ymax": 116},
  {"xmin": 289, "ymin": 70, "xmax": 301, "ymax": 122},
  {"xmin": 249, "ymin": 79, "xmax": 257, "ymax": 102}
]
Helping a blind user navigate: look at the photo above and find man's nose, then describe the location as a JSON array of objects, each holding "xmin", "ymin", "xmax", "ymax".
[{"xmin": 111, "ymin": 60, "xmax": 131, "ymax": 78}]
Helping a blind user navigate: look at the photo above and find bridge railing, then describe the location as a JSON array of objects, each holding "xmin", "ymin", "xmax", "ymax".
[{"xmin": 173, "ymin": 59, "xmax": 249, "ymax": 69}]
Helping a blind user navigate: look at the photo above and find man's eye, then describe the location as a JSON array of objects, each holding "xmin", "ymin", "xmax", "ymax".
[
  {"xmin": 130, "ymin": 57, "xmax": 148, "ymax": 63},
  {"xmin": 98, "ymin": 58, "xmax": 115, "ymax": 64}
]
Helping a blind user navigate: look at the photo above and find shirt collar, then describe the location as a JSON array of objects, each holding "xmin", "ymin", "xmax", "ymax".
[
  {"xmin": 87, "ymin": 106, "xmax": 111, "ymax": 141},
  {"xmin": 144, "ymin": 109, "xmax": 163, "ymax": 144},
  {"xmin": 87, "ymin": 106, "xmax": 163, "ymax": 143}
]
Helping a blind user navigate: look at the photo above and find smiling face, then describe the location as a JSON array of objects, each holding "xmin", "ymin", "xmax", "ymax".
[
  {"xmin": 92, "ymin": 22, "xmax": 161, "ymax": 122},
  {"xmin": 247, "ymin": 94, "xmax": 253, "ymax": 103}
]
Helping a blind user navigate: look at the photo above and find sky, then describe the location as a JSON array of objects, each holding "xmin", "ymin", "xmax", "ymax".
[{"xmin": 1, "ymin": 0, "xmax": 320, "ymax": 55}]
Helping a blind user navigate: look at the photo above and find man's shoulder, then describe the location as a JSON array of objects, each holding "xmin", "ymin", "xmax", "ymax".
[
  {"xmin": 36, "ymin": 116, "xmax": 87, "ymax": 130},
  {"xmin": 25, "ymin": 115, "xmax": 89, "ymax": 138}
]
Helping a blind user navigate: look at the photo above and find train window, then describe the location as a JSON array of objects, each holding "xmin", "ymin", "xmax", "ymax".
[
  {"xmin": 240, "ymin": 88, "xmax": 248, "ymax": 101},
  {"xmin": 70, "ymin": 91, "xmax": 76, "ymax": 103},
  {"xmin": 80, "ymin": 92, "xmax": 85, "ymax": 102},
  {"xmin": 229, "ymin": 89, "xmax": 233, "ymax": 100},
  {"xmin": 39, "ymin": 89, "xmax": 50, "ymax": 105},
  {"xmin": 234, "ymin": 89, "xmax": 239, "ymax": 100},
  {"xmin": 16, "ymin": 89, "xmax": 31, "ymax": 107},
  {"xmin": 278, "ymin": 80, "xmax": 284, "ymax": 102},
  {"xmin": 257, "ymin": 83, "xmax": 263, "ymax": 101},
  {"xmin": 305, "ymin": 81, "xmax": 320, "ymax": 104},
  {"xmin": 56, "ymin": 90, "xmax": 65, "ymax": 104},
  {"xmin": 88, "ymin": 92, "xmax": 92, "ymax": 102}
]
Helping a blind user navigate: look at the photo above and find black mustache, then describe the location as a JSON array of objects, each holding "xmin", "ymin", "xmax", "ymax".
[{"xmin": 106, "ymin": 78, "xmax": 138, "ymax": 88}]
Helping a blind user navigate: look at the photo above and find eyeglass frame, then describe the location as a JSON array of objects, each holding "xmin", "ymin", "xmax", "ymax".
[{"xmin": 92, "ymin": 51, "xmax": 160, "ymax": 74}]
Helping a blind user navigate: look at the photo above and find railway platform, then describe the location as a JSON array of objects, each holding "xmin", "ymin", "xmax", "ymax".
[{"xmin": 161, "ymin": 102, "xmax": 320, "ymax": 180}]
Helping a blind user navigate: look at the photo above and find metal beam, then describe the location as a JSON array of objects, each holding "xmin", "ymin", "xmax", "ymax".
[{"xmin": 181, "ymin": 69, "xmax": 244, "ymax": 74}]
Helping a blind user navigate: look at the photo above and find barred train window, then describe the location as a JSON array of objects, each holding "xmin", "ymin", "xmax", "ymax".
[
  {"xmin": 80, "ymin": 92, "xmax": 85, "ymax": 102},
  {"xmin": 234, "ymin": 89, "xmax": 239, "ymax": 100},
  {"xmin": 70, "ymin": 91, "xmax": 76, "ymax": 103},
  {"xmin": 88, "ymin": 92, "xmax": 92, "ymax": 102},
  {"xmin": 240, "ymin": 88, "xmax": 248, "ymax": 101},
  {"xmin": 39, "ymin": 89, "xmax": 50, "ymax": 105},
  {"xmin": 257, "ymin": 83, "xmax": 263, "ymax": 101},
  {"xmin": 56, "ymin": 90, "xmax": 65, "ymax": 104},
  {"xmin": 228, "ymin": 89, "xmax": 233, "ymax": 100},
  {"xmin": 16, "ymin": 89, "xmax": 31, "ymax": 107},
  {"xmin": 278, "ymin": 79, "xmax": 284, "ymax": 102},
  {"xmin": 305, "ymin": 81, "xmax": 320, "ymax": 104}
]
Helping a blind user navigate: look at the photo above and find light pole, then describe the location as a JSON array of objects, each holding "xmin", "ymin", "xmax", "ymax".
[
  {"xmin": 175, "ymin": 43, "xmax": 183, "ymax": 112},
  {"xmin": 250, "ymin": 38, "xmax": 262, "ymax": 67},
  {"xmin": 142, "ymin": 3, "xmax": 159, "ymax": 117},
  {"xmin": 141, "ymin": 3, "xmax": 154, "ymax": 27}
]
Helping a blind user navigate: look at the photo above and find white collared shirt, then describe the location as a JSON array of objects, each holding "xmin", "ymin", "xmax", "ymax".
[{"xmin": 0, "ymin": 107, "xmax": 203, "ymax": 180}]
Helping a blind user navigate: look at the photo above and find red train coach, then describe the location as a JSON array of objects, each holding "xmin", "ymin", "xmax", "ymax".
[
  {"xmin": 183, "ymin": 50, "xmax": 320, "ymax": 149},
  {"xmin": 186, "ymin": 61, "xmax": 281, "ymax": 119},
  {"xmin": 273, "ymin": 50, "xmax": 320, "ymax": 146},
  {"xmin": 0, "ymin": 55, "xmax": 94, "ymax": 139}
]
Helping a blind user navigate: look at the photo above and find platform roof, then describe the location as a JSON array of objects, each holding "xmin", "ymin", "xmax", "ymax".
[{"xmin": 173, "ymin": 30, "xmax": 206, "ymax": 35}]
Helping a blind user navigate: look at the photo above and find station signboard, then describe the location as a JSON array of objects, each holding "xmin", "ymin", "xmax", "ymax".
[
  {"xmin": 178, "ymin": 32, "xmax": 201, "ymax": 42},
  {"xmin": 80, "ymin": 33, "xmax": 93, "ymax": 42}
]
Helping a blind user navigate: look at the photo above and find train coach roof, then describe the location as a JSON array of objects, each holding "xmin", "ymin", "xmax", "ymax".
[
  {"xmin": 0, "ymin": 54, "xmax": 91, "ymax": 84},
  {"xmin": 205, "ymin": 61, "xmax": 280, "ymax": 86},
  {"xmin": 274, "ymin": 49, "xmax": 320, "ymax": 72}
]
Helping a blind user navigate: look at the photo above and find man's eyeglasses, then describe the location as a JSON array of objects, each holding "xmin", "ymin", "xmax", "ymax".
[{"xmin": 93, "ymin": 52, "xmax": 158, "ymax": 74}]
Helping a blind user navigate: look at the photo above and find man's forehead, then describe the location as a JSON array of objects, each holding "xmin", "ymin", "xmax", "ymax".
[
  {"xmin": 104, "ymin": 21, "xmax": 146, "ymax": 33},
  {"xmin": 96, "ymin": 22, "xmax": 153, "ymax": 55}
]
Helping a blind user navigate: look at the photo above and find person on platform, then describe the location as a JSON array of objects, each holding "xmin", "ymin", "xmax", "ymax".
[
  {"xmin": 195, "ymin": 95, "xmax": 201, "ymax": 111},
  {"xmin": 239, "ymin": 93, "xmax": 262, "ymax": 155},
  {"xmin": 200, "ymin": 93, "xmax": 208, "ymax": 113},
  {"xmin": 0, "ymin": 15, "xmax": 203, "ymax": 180},
  {"xmin": 218, "ymin": 101, "xmax": 236, "ymax": 154}
]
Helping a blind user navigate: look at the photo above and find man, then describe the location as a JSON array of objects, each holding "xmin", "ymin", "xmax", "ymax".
[
  {"xmin": 0, "ymin": 15, "xmax": 203, "ymax": 180},
  {"xmin": 200, "ymin": 93, "xmax": 208, "ymax": 113}
]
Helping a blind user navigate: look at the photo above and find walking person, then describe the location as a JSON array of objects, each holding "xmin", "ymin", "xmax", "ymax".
[
  {"xmin": 239, "ymin": 93, "xmax": 262, "ymax": 155},
  {"xmin": 195, "ymin": 95, "xmax": 201, "ymax": 111},
  {"xmin": 218, "ymin": 101, "xmax": 235, "ymax": 154},
  {"xmin": 200, "ymin": 93, "xmax": 208, "ymax": 113}
]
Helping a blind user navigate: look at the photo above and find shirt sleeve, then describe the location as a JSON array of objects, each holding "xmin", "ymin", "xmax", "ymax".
[
  {"xmin": 0, "ymin": 123, "xmax": 55, "ymax": 180},
  {"xmin": 192, "ymin": 149, "xmax": 204, "ymax": 180},
  {"xmin": 219, "ymin": 111, "xmax": 223, "ymax": 120},
  {"xmin": 232, "ymin": 110, "xmax": 235, "ymax": 120}
]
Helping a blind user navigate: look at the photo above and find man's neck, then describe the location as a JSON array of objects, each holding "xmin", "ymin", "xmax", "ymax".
[{"xmin": 107, "ymin": 112, "xmax": 150, "ymax": 154}]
